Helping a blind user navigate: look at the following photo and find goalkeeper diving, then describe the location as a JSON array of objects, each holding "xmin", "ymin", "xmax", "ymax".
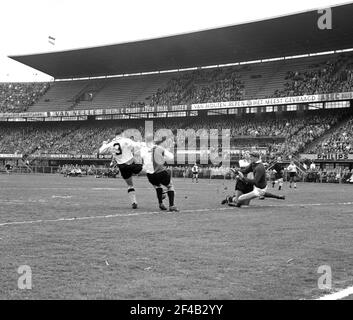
[{"xmin": 222, "ymin": 152, "xmax": 285, "ymax": 207}]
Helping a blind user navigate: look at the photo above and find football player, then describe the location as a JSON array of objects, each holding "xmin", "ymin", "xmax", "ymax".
[
  {"xmin": 287, "ymin": 161, "xmax": 298, "ymax": 189},
  {"xmin": 191, "ymin": 163, "xmax": 199, "ymax": 183},
  {"xmin": 140, "ymin": 136, "xmax": 179, "ymax": 212},
  {"xmin": 222, "ymin": 152, "xmax": 285, "ymax": 207},
  {"xmin": 270, "ymin": 169, "xmax": 277, "ymax": 188},
  {"xmin": 99, "ymin": 130, "xmax": 143, "ymax": 209},
  {"xmin": 271, "ymin": 163, "xmax": 284, "ymax": 190},
  {"xmin": 275, "ymin": 164, "xmax": 284, "ymax": 191}
]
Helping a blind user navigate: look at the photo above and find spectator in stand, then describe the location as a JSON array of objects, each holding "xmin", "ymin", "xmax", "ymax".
[
  {"xmin": 0, "ymin": 82, "xmax": 50, "ymax": 113},
  {"xmin": 268, "ymin": 55, "xmax": 353, "ymax": 98},
  {"xmin": 308, "ymin": 118, "xmax": 353, "ymax": 155},
  {"xmin": 0, "ymin": 111, "xmax": 345, "ymax": 163},
  {"xmin": 310, "ymin": 162, "xmax": 316, "ymax": 171}
]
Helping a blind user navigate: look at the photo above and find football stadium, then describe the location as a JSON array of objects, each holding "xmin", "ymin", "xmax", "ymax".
[{"xmin": 1, "ymin": 2, "xmax": 353, "ymax": 301}]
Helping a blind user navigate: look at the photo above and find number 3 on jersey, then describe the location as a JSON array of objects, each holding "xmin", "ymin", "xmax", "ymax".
[{"xmin": 113, "ymin": 143, "xmax": 122, "ymax": 156}]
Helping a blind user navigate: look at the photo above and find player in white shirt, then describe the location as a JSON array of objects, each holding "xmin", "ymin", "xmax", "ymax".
[
  {"xmin": 99, "ymin": 131, "xmax": 143, "ymax": 209},
  {"xmin": 287, "ymin": 161, "xmax": 297, "ymax": 189},
  {"xmin": 191, "ymin": 163, "xmax": 199, "ymax": 183},
  {"xmin": 140, "ymin": 136, "xmax": 179, "ymax": 212}
]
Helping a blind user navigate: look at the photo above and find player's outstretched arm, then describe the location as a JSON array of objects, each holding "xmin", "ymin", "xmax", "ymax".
[{"xmin": 99, "ymin": 141, "xmax": 112, "ymax": 154}]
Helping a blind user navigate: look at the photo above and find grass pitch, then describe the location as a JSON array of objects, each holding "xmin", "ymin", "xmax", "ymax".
[{"xmin": 0, "ymin": 174, "xmax": 353, "ymax": 299}]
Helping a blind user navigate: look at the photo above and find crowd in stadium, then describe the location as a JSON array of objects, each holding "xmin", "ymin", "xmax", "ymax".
[
  {"xmin": 144, "ymin": 54, "xmax": 353, "ymax": 105},
  {"xmin": 0, "ymin": 82, "xmax": 49, "ymax": 113},
  {"xmin": 146, "ymin": 68, "xmax": 245, "ymax": 106},
  {"xmin": 270, "ymin": 113, "xmax": 341, "ymax": 155},
  {"xmin": 308, "ymin": 118, "xmax": 353, "ymax": 154},
  {"xmin": 48, "ymin": 163, "xmax": 353, "ymax": 184},
  {"xmin": 0, "ymin": 111, "xmax": 348, "ymax": 159},
  {"xmin": 59, "ymin": 164, "xmax": 97, "ymax": 176},
  {"xmin": 178, "ymin": 113, "xmax": 344, "ymax": 156},
  {"xmin": 50, "ymin": 160, "xmax": 353, "ymax": 184},
  {"xmin": 1, "ymin": 55, "xmax": 353, "ymax": 170},
  {"xmin": 1, "ymin": 55, "xmax": 353, "ymax": 114},
  {"xmin": 271, "ymin": 55, "xmax": 353, "ymax": 98},
  {"xmin": 303, "ymin": 166, "xmax": 353, "ymax": 183}
]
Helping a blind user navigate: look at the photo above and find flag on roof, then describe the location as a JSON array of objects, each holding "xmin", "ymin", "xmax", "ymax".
[{"xmin": 48, "ymin": 36, "xmax": 55, "ymax": 45}]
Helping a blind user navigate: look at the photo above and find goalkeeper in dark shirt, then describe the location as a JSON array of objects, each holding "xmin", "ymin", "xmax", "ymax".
[{"xmin": 222, "ymin": 152, "xmax": 285, "ymax": 207}]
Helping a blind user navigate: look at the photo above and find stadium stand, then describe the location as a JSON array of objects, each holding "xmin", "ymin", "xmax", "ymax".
[
  {"xmin": 29, "ymin": 80, "xmax": 89, "ymax": 112},
  {"xmin": 0, "ymin": 110, "xmax": 348, "ymax": 159},
  {"xmin": 307, "ymin": 117, "xmax": 353, "ymax": 154},
  {"xmin": 0, "ymin": 82, "xmax": 49, "ymax": 113},
  {"xmin": 73, "ymin": 73, "xmax": 175, "ymax": 110},
  {"xmin": 14, "ymin": 51, "xmax": 353, "ymax": 112},
  {"xmin": 1, "ymin": 3, "xmax": 353, "ymax": 176}
]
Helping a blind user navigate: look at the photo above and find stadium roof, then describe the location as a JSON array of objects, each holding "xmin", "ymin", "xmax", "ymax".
[{"xmin": 9, "ymin": 2, "xmax": 353, "ymax": 80}]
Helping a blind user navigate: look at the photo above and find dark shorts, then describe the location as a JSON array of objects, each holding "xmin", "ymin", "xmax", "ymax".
[
  {"xmin": 118, "ymin": 162, "xmax": 142, "ymax": 180},
  {"xmin": 147, "ymin": 170, "xmax": 171, "ymax": 187},
  {"xmin": 192, "ymin": 172, "xmax": 198, "ymax": 176},
  {"xmin": 235, "ymin": 179, "xmax": 253, "ymax": 194},
  {"xmin": 289, "ymin": 172, "xmax": 296, "ymax": 178}
]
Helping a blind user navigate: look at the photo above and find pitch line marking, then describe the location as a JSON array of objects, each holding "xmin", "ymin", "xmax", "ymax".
[
  {"xmin": 0, "ymin": 207, "xmax": 233, "ymax": 228},
  {"xmin": 1, "ymin": 199, "xmax": 353, "ymax": 207},
  {"xmin": 252, "ymin": 202, "xmax": 353, "ymax": 208},
  {"xmin": 316, "ymin": 286, "xmax": 353, "ymax": 300},
  {"xmin": 0, "ymin": 201, "xmax": 352, "ymax": 228}
]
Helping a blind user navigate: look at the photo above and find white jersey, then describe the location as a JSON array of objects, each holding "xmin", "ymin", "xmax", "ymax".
[
  {"xmin": 140, "ymin": 144, "xmax": 174, "ymax": 174},
  {"xmin": 192, "ymin": 165, "xmax": 199, "ymax": 173},
  {"xmin": 99, "ymin": 137, "xmax": 141, "ymax": 165}
]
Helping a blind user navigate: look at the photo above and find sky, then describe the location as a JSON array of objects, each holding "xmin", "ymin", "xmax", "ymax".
[{"xmin": 0, "ymin": 0, "xmax": 351, "ymax": 82}]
